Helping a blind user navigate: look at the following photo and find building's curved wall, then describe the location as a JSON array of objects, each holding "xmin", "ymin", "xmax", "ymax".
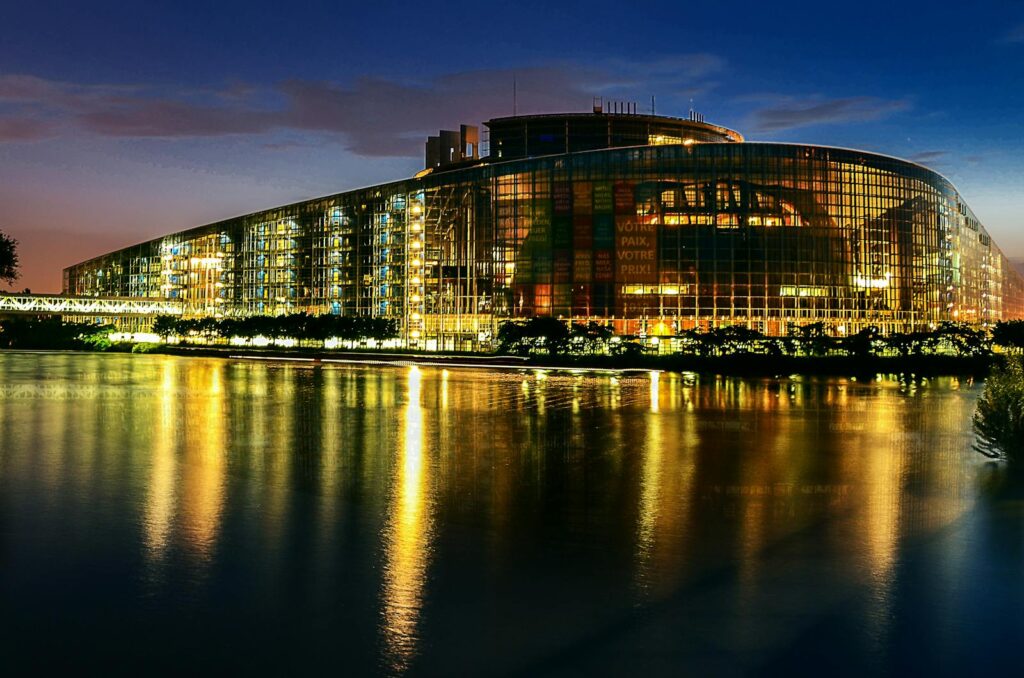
[{"xmin": 64, "ymin": 142, "xmax": 1024, "ymax": 347}]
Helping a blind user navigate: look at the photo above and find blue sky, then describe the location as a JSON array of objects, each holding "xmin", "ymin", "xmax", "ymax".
[{"xmin": 1, "ymin": 0, "xmax": 1022, "ymax": 291}]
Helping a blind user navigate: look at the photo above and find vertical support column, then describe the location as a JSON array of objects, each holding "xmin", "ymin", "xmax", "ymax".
[{"xmin": 407, "ymin": 192, "xmax": 426, "ymax": 349}]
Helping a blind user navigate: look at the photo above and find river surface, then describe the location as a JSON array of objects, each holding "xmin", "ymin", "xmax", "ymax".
[{"xmin": 0, "ymin": 352, "xmax": 1021, "ymax": 675}]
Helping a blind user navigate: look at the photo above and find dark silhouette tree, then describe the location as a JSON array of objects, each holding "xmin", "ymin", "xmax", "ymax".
[
  {"xmin": 993, "ymin": 320, "xmax": 1024, "ymax": 354},
  {"xmin": 844, "ymin": 326, "xmax": 880, "ymax": 359},
  {"xmin": 496, "ymin": 321, "xmax": 528, "ymax": 355},
  {"xmin": 934, "ymin": 322, "xmax": 988, "ymax": 357},
  {"xmin": 569, "ymin": 321, "xmax": 614, "ymax": 354},
  {"xmin": 0, "ymin": 231, "xmax": 19, "ymax": 285},
  {"xmin": 151, "ymin": 314, "xmax": 178, "ymax": 341},
  {"xmin": 496, "ymin": 317, "xmax": 571, "ymax": 355},
  {"xmin": 794, "ymin": 322, "xmax": 834, "ymax": 357}
]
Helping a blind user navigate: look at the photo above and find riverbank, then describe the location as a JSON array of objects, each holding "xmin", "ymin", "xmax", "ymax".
[{"xmin": 150, "ymin": 344, "xmax": 994, "ymax": 377}]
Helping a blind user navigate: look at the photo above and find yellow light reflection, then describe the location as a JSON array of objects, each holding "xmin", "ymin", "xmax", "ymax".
[
  {"xmin": 635, "ymin": 406, "xmax": 663, "ymax": 590},
  {"xmin": 143, "ymin": 359, "xmax": 178, "ymax": 571},
  {"xmin": 381, "ymin": 366, "xmax": 433, "ymax": 673},
  {"xmin": 441, "ymin": 369, "xmax": 449, "ymax": 411},
  {"xmin": 179, "ymin": 362, "xmax": 226, "ymax": 563},
  {"xmin": 634, "ymin": 373, "xmax": 696, "ymax": 599}
]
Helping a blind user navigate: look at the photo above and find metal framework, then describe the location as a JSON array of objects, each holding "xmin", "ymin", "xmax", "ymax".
[
  {"xmin": 61, "ymin": 113, "xmax": 1024, "ymax": 346},
  {"xmin": 0, "ymin": 294, "xmax": 183, "ymax": 316}
]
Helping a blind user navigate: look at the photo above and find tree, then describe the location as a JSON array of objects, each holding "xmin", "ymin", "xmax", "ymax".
[
  {"xmin": 844, "ymin": 326, "xmax": 880, "ymax": 359},
  {"xmin": 151, "ymin": 315, "xmax": 178, "ymax": 341},
  {"xmin": 934, "ymin": 322, "xmax": 988, "ymax": 357},
  {"xmin": 569, "ymin": 321, "xmax": 613, "ymax": 354},
  {"xmin": 793, "ymin": 322, "xmax": 834, "ymax": 357},
  {"xmin": 885, "ymin": 331, "xmax": 925, "ymax": 358},
  {"xmin": 993, "ymin": 320, "xmax": 1024, "ymax": 354},
  {"xmin": 495, "ymin": 317, "xmax": 570, "ymax": 355},
  {"xmin": 496, "ymin": 320, "xmax": 528, "ymax": 355},
  {"xmin": 974, "ymin": 355, "xmax": 1024, "ymax": 463},
  {"xmin": 695, "ymin": 325, "xmax": 771, "ymax": 356},
  {"xmin": 0, "ymin": 231, "xmax": 19, "ymax": 285}
]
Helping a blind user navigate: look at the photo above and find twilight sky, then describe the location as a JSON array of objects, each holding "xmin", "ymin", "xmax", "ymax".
[{"xmin": 2, "ymin": 0, "xmax": 1023, "ymax": 292}]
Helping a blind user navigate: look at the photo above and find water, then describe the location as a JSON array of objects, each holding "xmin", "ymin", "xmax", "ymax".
[{"xmin": 0, "ymin": 353, "xmax": 1020, "ymax": 675}]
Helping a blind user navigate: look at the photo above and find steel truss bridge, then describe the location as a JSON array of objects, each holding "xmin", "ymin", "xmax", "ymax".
[{"xmin": 0, "ymin": 294, "xmax": 183, "ymax": 317}]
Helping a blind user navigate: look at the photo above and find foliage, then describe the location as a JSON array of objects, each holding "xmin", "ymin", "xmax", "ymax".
[
  {"xmin": 78, "ymin": 325, "xmax": 115, "ymax": 351},
  {"xmin": 791, "ymin": 322, "xmax": 835, "ymax": 357},
  {"xmin": 496, "ymin": 317, "xmax": 572, "ymax": 355},
  {"xmin": 993, "ymin": 320, "xmax": 1024, "ymax": 353},
  {"xmin": 0, "ymin": 231, "xmax": 18, "ymax": 285},
  {"xmin": 695, "ymin": 326, "xmax": 780, "ymax": 357},
  {"xmin": 494, "ymin": 318, "xmax": 1004, "ymax": 361},
  {"xmin": 843, "ymin": 325, "xmax": 880, "ymax": 358},
  {"xmin": 974, "ymin": 355, "xmax": 1024, "ymax": 463},
  {"xmin": 152, "ymin": 314, "xmax": 178, "ymax": 340},
  {"xmin": 0, "ymin": 317, "xmax": 112, "ymax": 350},
  {"xmin": 497, "ymin": 318, "xmax": 620, "ymax": 356},
  {"xmin": 151, "ymin": 312, "xmax": 400, "ymax": 344},
  {"xmin": 609, "ymin": 340, "xmax": 644, "ymax": 358},
  {"xmin": 931, "ymin": 322, "xmax": 989, "ymax": 357},
  {"xmin": 569, "ymin": 321, "xmax": 614, "ymax": 354}
]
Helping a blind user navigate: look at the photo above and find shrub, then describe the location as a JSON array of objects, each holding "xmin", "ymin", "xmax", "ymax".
[
  {"xmin": 993, "ymin": 320, "xmax": 1024, "ymax": 353},
  {"xmin": 974, "ymin": 355, "xmax": 1024, "ymax": 463}
]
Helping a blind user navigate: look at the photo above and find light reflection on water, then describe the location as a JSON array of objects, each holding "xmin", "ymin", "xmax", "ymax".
[
  {"xmin": 0, "ymin": 353, "xmax": 1018, "ymax": 675},
  {"xmin": 381, "ymin": 366, "xmax": 433, "ymax": 672}
]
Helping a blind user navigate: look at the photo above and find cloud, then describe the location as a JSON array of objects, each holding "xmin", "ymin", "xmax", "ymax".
[
  {"xmin": 78, "ymin": 100, "xmax": 278, "ymax": 137},
  {"xmin": 0, "ymin": 117, "xmax": 57, "ymax": 141},
  {"xmin": 746, "ymin": 96, "xmax": 910, "ymax": 133},
  {"xmin": 0, "ymin": 56, "xmax": 723, "ymax": 156},
  {"xmin": 908, "ymin": 150, "xmax": 946, "ymax": 164}
]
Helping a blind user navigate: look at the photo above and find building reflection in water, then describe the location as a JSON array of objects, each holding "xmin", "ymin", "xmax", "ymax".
[
  {"xmin": 142, "ymin": 359, "xmax": 227, "ymax": 581},
  {"xmin": 0, "ymin": 353, "xmax": 994, "ymax": 673},
  {"xmin": 634, "ymin": 374, "xmax": 663, "ymax": 595},
  {"xmin": 380, "ymin": 366, "xmax": 434, "ymax": 673},
  {"xmin": 142, "ymin": 360, "xmax": 179, "ymax": 578},
  {"xmin": 180, "ymin": 362, "xmax": 226, "ymax": 566}
]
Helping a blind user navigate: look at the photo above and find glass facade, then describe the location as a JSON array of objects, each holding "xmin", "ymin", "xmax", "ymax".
[{"xmin": 64, "ymin": 114, "xmax": 1024, "ymax": 349}]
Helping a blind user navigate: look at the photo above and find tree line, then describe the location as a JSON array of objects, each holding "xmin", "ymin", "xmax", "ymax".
[
  {"xmin": 496, "ymin": 318, "xmax": 1024, "ymax": 359},
  {"xmin": 0, "ymin": 317, "xmax": 114, "ymax": 350},
  {"xmin": 152, "ymin": 313, "xmax": 400, "ymax": 343}
]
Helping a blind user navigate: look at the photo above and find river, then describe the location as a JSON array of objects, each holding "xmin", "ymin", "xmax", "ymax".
[{"xmin": 0, "ymin": 353, "xmax": 1020, "ymax": 675}]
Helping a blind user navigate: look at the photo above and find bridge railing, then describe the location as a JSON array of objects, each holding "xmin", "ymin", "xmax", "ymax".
[{"xmin": 0, "ymin": 294, "xmax": 184, "ymax": 316}]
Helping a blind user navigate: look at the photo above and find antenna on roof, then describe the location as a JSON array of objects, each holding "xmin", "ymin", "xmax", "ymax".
[
  {"xmin": 513, "ymin": 74, "xmax": 517, "ymax": 116},
  {"xmin": 651, "ymin": 95, "xmax": 655, "ymax": 115}
]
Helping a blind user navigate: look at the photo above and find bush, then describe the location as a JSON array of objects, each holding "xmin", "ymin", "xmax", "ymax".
[
  {"xmin": 974, "ymin": 355, "xmax": 1024, "ymax": 463},
  {"xmin": 993, "ymin": 320, "xmax": 1024, "ymax": 353},
  {"xmin": 78, "ymin": 328, "xmax": 114, "ymax": 351},
  {"xmin": 496, "ymin": 317, "xmax": 571, "ymax": 355},
  {"xmin": 132, "ymin": 342, "xmax": 162, "ymax": 354}
]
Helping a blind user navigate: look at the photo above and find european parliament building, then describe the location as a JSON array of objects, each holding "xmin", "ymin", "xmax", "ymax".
[{"xmin": 63, "ymin": 107, "xmax": 1024, "ymax": 350}]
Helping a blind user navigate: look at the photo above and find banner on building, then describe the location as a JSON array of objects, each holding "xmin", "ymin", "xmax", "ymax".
[{"xmin": 615, "ymin": 217, "xmax": 657, "ymax": 283}]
